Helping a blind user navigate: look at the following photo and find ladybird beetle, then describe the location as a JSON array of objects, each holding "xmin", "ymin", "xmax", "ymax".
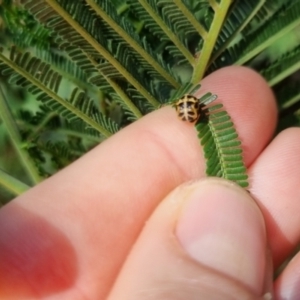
[{"xmin": 174, "ymin": 94, "xmax": 200, "ymax": 122}]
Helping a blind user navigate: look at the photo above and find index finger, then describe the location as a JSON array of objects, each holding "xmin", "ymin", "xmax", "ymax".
[{"xmin": 0, "ymin": 66, "xmax": 277, "ymax": 299}]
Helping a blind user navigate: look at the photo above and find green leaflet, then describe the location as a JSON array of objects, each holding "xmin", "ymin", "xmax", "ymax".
[{"xmin": 195, "ymin": 102, "xmax": 249, "ymax": 188}]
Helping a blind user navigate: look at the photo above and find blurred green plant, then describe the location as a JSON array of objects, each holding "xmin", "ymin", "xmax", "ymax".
[{"xmin": 0, "ymin": 0, "xmax": 300, "ymax": 202}]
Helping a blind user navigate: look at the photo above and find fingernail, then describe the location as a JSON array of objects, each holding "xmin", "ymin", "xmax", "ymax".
[{"xmin": 175, "ymin": 179, "xmax": 267, "ymax": 294}]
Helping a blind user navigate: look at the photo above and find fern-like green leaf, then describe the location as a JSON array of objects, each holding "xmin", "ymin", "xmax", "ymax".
[
  {"xmin": 196, "ymin": 103, "xmax": 248, "ymax": 188},
  {"xmin": 20, "ymin": 0, "xmax": 161, "ymax": 110},
  {"xmin": 35, "ymin": 49, "xmax": 89, "ymax": 85},
  {"xmin": 272, "ymin": 81, "xmax": 300, "ymax": 132},
  {"xmin": 0, "ymin": 2, "xmax": 52, "ymax": 50},
  {"xmin": 242, "ymin": 0, "xmax": 293, "ymax": 35},
  {"xmin": 260, "ymin": 44, "xmax": 300, "ymax": 86},
  {"xmin": 210, "ymin": 0, "xmax": 265, "ymax": 63},
  {"xmin": 209, "ymin": 1, "xmax": 300, "ymax": 71},
  {"xmin": 42, "ymin": 140, "xmax": 85, "ymax": 168},
  {"xmin": 127, "ymin": 0, "xmax": 194, "ymax": 64},
  {"xmin": 276, "ymin": 79, "xmax": 300, "ymax": 132},
  {"xmin": 87, "ymin": 0, "xmax": 179, "ymax": 88},
  {"xmin": 0, "ymin": 46, "xmax": 119, "ymax": 137}
]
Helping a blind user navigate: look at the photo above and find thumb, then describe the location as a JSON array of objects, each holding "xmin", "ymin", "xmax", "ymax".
[{"xmin": 108, "ymin": 178, "xmax": 272, "ymax": 300}]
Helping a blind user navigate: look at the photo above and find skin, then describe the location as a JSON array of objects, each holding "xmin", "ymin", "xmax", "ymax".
[{"xmin": 0, "ymin": 66, "xmax": 300, "ymax": 299}]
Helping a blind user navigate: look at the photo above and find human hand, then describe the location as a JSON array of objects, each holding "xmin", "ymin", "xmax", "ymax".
[{"xmin": 0, "ymin": 66, "xmax": 299, "ymax": 299}]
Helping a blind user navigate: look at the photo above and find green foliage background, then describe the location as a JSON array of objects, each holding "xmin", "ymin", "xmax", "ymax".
[{"xmin": 0, "ymin": 0, "xmax": 300, "ymax": 203}]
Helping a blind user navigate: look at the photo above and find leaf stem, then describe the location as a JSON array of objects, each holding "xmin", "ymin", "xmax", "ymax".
[
  {"xmin": 192, "ymin": 0, "xmax": 232, "ymax": 83},
  {"xmin": 0, "ymin": 168, "xmax": 30, "ymax": 196},
  {"xmin": 0, "ymin": 84, "xmax": 41, "ymax": 185}
]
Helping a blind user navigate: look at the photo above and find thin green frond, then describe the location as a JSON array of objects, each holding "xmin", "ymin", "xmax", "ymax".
[
  {"xmin": 87, "ymin": 0, "xmax": 180, "ymax": 88},
  {"xmin": 127, "ymin": 0, "xmax": 168, "ymax": 41},
  {"xmin": 62, "ymin": 42, "xmax": 145, "ymax": 121},
  {"xmin": 20, "ymin": 0, "xmax": 160, "ymax": 109},
  {"xmin": 0, "ymin": 47, "xmax": 119, "ymax": 137},
  {"xmin": 19, "ymin": 105, "xmax": 104, "ymax": 144},
  {"xmin": 60, "ymin": 45, "xmax": 142, "ymax": 121},
  {"xmin": 210, "ymin": 1, "xmax": 300, "ymax": 70},
  {"xmin": 43, "ymin": 140, "xmax": 84, "ymax": 164},
  {"xmin": 260, "ymin": 44, "xmax": 300, "ymax": 86},
  {"xmin": 0, "ymin": 168, "xmax": 30, "ymax": 196},
  {"xmin": 1, "ymin": 2, "xmax": 51, "ymax": 50},
  {"xmin": 210, "ymin": 0, "xmax": 265, "ymax": 64},
  {"xmin": 127, "ymin": 0, "xmax": 194, "ymax": 64},
  {"xmin": 35, "ymin": 49, "xmax": 89, "ymax": 88},
  {"xmin": 24, "ymin": 109, "xmax": 59, "ymax": 142},
  {"xmin": 0, "ymin": 84, "xmax": 41, "ymax": 185},
  {"xmin": 1, "ymin": 0, "xmax": 299, "ymax": 202},
  {"xmin": 276, "ymin": 81, "xmax": 300, "ymax": 110},
  {"xmin": 13, "ymin": 24, "xmax": 51, "ymax": 50},
  {"xmin": 196, "ymin": 103, "xmax": 248, "ymax": 188},
  {"xmin": 126, "ymin": 84, "xmax": 159, "ymax": 114},
  {"xmin": 242, "ymin": 0, "xmax": 293, "ymax": 35},
  {"xmin": 51, "ymin": 0, "xmax": 161, "ymax": 108},
  {"xmin": 59, "ymin": 122, "xmax": 105, "ymax": 143},
  {"xmin": 276, "ymin": 82, "xmax": 300, "ymax": 132},
  {"xmin": 192, "ymin": 0, "xmax": 232, "ymax": 83},
  {"xmin": 89, "ymin": 69, "xmax": 143, "ymax": 120},
  {"xmin": 173, "ymin": 0, "xmax": 208, "ymax": 39}
]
